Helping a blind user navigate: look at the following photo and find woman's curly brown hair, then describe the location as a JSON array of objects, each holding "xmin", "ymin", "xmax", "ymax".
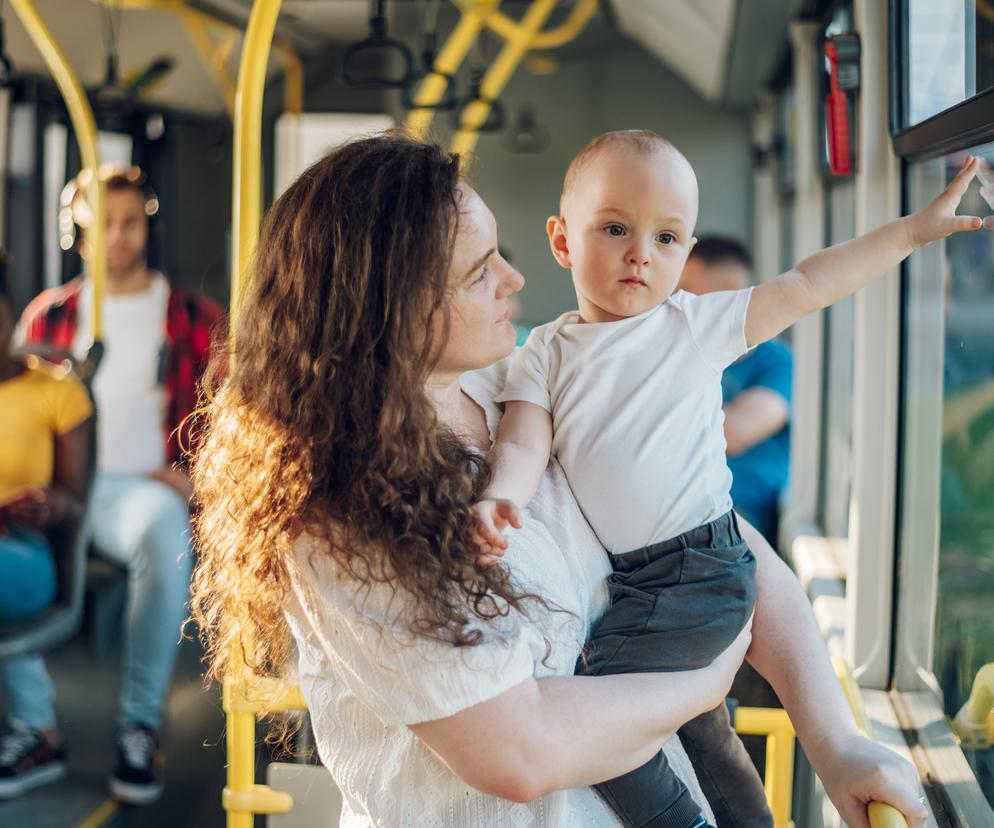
[{"xmin": 189, "ymin": 132, "xmax": 540, "ymax": 696}]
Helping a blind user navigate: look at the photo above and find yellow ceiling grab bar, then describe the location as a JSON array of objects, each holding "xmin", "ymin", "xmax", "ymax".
[
  {"xmin": 98, "ymin": 0, "xmax": 304, "ymax": 119},
  {"xmin": 453, "ymin": 0, "xmax": 599, "ymax": 50},
  {"xmin": 11, "ymin": 0, "xmax": 106, "ymax": 351},
  {"xmin": 404, "ymin": 0, "xmax": 502, "ymax": 138},
  {"xmin": 449, "ymin": 0, "xmax": 561, "ymax": 162}
]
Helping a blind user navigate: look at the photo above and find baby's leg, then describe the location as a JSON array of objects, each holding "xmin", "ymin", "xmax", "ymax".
[
  {"xmin": 591, "ymin": 750, "xmax": 708, "ymax": 828},
  {"xmin": 679, "ymin": 704, "xmax": 772, "ymax": 828},
  {"xmin": 579, "ymin": 512, "xmax": 767, "ymax": 828}
]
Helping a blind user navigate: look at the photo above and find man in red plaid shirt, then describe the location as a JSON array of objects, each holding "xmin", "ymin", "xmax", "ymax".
[{"xmin": 3, "ymin": 164, "xmax": 223, "ymax": 804}]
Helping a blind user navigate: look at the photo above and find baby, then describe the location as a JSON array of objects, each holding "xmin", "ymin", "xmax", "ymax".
[{"xmin": 474, "ymin": 130, "xmax": 984, "ymax": 828}]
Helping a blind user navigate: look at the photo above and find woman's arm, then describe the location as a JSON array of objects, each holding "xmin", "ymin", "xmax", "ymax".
[
  {"xmin": 411, "ymin": 620, "xmax": 752, "ymax": 803},
  {"xmin": 723, "ymin": 388, "xmax": 789, "ymax": 456},
  {"xmin": 3, "ymin": 418, "xmax": 92, "ymax": 527},
  {"xmin": 741, "ymin": 518, "xmax": 928, "ymax": 828}
]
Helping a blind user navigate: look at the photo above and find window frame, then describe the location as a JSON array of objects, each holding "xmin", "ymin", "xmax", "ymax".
[{"xmin": 889, "ymin": 0, "xmax": 994, "ymax": 160}]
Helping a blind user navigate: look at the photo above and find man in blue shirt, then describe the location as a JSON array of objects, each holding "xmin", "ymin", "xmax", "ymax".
[{"xmin": 680, "ymin": 237, "xmax": 792, "ymax": 546}]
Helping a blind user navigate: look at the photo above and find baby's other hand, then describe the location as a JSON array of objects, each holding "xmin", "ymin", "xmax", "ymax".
[
  {"xmin": 471, "ymin": 499, "xmax": 524, "ymax": 567},
  {"xmin": 907, "ymin": 155, "xmax": 986, "ymax": 248}
]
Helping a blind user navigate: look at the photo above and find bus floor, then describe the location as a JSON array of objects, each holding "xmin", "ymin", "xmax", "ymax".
[{"xmin": 0, "ymin": 633, "xmax": 236, "ymax": 828}]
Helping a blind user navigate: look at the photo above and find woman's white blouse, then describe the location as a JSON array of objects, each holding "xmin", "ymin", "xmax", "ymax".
[{"xmin": 284, "ymin": 357, "xmax": 714, "ymax": 827}]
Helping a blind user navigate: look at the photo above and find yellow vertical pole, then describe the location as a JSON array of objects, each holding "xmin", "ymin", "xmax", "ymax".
[
  {"xmin": 10, "ymin": 0, "xmax": 105, "ymax": 340},
  {"xmin": 450, "ymin": 0, "xmax": 561, "ymax": 160},
  {"xmin": 224, "ymin": 3, "xmax": 282, "ymax": 826},
  {"xmin": 275, "ymin": 41, "xmax": 303, "ymax": 115},
  {"xmin": 229, "ymin": 0, "xmax": 282, "ymax": 332},
  {"xmin": 223, "ymin": 683, "xmax": 256, "ymax": 828}
]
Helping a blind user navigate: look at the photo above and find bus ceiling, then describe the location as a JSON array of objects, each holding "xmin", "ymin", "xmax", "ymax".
[{"xmin": 0, "ymin": 1, "xmax": 833, "ymax": 118}]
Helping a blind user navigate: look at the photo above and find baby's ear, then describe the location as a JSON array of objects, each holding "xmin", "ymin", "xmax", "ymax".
[{"xmin": 546, "ymin": 216, "xmax": 571, "ymax": 268}]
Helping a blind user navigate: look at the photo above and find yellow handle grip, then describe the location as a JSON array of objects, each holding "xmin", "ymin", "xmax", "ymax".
[{"xmin": 869, "ymin": 801, "xmax": 911, "ymax": 828}]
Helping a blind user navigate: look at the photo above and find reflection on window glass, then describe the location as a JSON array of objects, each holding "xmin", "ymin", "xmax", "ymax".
[
  {"xmin": 905, "ymin": 142, "xmax": 994, "ymax": 806},
  {"xmin": 903, "ymin": 0, "xmax": 993, "ymax": 127}
]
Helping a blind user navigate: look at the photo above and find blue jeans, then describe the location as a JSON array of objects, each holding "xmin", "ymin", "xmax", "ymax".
[
  {"xmin": 0, "ymin": 527, "xmax": 57, "ymax": 624},
  {"xmin": 0, "ymin": 474, "xmax": 193, "ymax": 731},
  {"xmin": 0, "ymin": 528, "xmax": 58, "ymax": 730}
]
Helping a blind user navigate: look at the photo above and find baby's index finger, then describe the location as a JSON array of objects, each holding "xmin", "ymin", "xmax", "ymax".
[{"xmin": 944, "ymin": 155, "xmax": 979, "ymax": 199}]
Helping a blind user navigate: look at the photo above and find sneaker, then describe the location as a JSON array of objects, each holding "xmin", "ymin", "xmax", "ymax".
[
  {"xmin": 109, "ymin": 724, "xmax": 163, "ymax": 804},
  {"xmin": 0, "ymin": 728, "xmax": 68, "ymax": 798}
]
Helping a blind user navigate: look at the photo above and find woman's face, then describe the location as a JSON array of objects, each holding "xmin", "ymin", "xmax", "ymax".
[{"xmin": 434, "ymin": 184, "xmax": 524, "ymax": 377}]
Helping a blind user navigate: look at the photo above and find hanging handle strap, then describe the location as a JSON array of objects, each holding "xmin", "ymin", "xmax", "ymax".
[{"xmin": 342, "ymin": 0, "xmax": 415, "ymax": 89}]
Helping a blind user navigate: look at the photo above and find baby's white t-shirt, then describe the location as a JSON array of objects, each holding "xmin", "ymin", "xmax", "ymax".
[{"xmin": 497, "ymin": 288, "xmax": 753, "ymax": 555}]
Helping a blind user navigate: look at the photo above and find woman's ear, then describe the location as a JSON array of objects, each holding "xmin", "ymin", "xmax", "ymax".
[{"xmin": 546, "ymin": 216, "xmax": 571, "ymax": 268}]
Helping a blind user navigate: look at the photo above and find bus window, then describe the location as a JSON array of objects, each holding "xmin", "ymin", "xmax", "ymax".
[
  {"xmin": 900, "ymin": 0, "xmax": 994, "ymax": 128},
  {"xmin": 899, "ymin": 141, "xmax": 994, "ymax": 808}
]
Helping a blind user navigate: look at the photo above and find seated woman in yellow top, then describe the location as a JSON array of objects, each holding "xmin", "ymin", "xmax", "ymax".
[{"xmin": 0, "ymin": 253, "xmax": 92, "ymax": 797}]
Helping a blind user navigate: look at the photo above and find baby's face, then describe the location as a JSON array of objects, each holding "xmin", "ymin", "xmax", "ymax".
[{"xmin": 558, "ymin": 147, "xmax": 699, "ymax": 323}]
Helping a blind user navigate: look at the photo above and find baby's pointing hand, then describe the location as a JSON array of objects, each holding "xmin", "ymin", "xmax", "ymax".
[{"xmin": 908, "ymin": 155, "xmax": 987, "ymax": 248}]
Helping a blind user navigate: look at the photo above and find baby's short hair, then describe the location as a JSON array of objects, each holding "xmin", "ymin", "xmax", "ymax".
[{"xmin": 560, "ymin": 130, "xmax": 682, "ymax": 210}]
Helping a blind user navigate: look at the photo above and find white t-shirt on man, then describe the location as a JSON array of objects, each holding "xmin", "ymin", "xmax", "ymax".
[
  {"xmin": 498, "ymin": 288, "xmax": 753, "ymax": 555},
  {"xmin": 73, "ymin": 273, "xmax": 169, "ymax": 475}
]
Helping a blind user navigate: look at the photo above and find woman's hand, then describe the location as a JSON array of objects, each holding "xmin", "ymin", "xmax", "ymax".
[
  {"xmin": 148, "ymin": 467, "xmax": 194, "ymax": 505},
  {"xmin": 817, "ymin": 731, "xmax": 928, "ymax": 828},
  {"xmin": 0, "ymin": 486, "xmax": 78, "ymax": 528}
]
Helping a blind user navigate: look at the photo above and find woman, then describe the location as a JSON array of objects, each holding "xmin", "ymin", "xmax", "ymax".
[
  {"xmin": 191, "ymin": 133, "xmax": 928, "ymax": 827},
  {"xmin": 0, "ymin": 252, "xmax": 93, "ymax": 797}
]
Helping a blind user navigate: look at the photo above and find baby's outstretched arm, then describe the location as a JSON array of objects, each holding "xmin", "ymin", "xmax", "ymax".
[
  {"xmin": 746, "ymin": 155, "xmax": 986, "ymax": 347},
  {"xmin": 473, "ymin": 401, "xmax": 553, "ymax": 564}
]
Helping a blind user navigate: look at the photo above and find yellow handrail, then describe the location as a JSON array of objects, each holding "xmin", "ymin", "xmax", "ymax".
[
  {"xmin": 952, "ymin": 662, "xmax": 994, "ymax": 749},
  {"xmin": 733, "ymin": 706, "xmax": 796, "ymax": 828},
  {"xmin": 11, "ymin": 0, "xmax": 105, "ymax": 341},
  {"xmin": 832, "ymin": 657, "xmax": 911, "ymax": 828},
  {"xmin": 222, "ymin": 672, "xmax": 305, "ymax": 827}
]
